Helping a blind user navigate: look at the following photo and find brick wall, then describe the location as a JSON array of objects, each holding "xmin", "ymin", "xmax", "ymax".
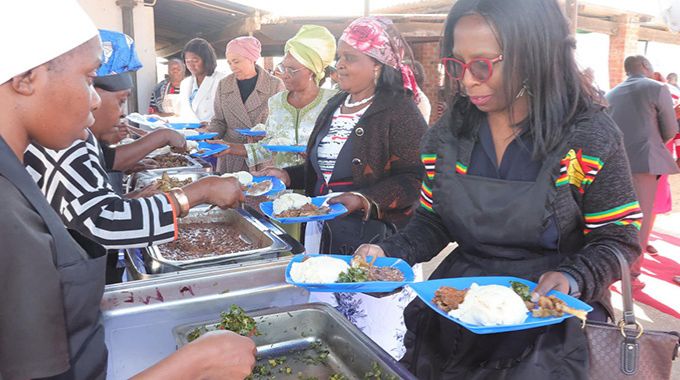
[
  {"xmin": 410, "ymin": 40, "xmax": 443, "ymax": 125},
  {"xmin": 609, "ymin": 15, "xmax": 640, "ymax": 89}
]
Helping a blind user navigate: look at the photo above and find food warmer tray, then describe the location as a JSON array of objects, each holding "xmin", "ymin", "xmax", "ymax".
[
  {"xmin": 126, "ymin": 170, "xmax": 212, "ymax": 192},
  {"xmin": 124, "ymin": 207, "xmax": 304, "ymax": 279},
  {"xmin": 174, "ymin": 303, "xmax": 415, "ymax": 380},
  {"xmin": 135, "ymin": 153, "xmax": 210, "ymax": 176},
  {"xmin": 102, "ymin": 258, "xmax": 310, "ymax": 379}
]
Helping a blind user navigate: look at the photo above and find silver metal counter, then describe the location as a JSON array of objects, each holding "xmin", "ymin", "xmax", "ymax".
[{"xmin": 102, "ymin": 259, "xmax": 310, "ymax": 379}]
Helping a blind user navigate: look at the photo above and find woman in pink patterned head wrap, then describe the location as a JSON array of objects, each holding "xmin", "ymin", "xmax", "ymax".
[
  {"xmin": 338, "ymin": 16, "xmax": 420, "ymax": 104},
  {"xmin": 254, "ymin": 16, "xmax": 428, "ymax": 360}
]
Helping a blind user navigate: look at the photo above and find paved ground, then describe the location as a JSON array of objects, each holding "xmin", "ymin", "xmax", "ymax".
[{"xmin": 420, "ymin": 174, "xmax": 680, "ymax": 378}]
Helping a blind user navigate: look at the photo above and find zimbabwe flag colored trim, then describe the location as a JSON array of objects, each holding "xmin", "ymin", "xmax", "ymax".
[
  {"xmin": 421, "ymin": 154, "xmax": 436, "ymax": 180},
  {"xmin": 583, "ymin": 201, "xmax": 642, "ymax": 234},
  {"xmin": 420, "ymin": 181, "xmax": 434, "ymax": 212},
  {"xmin": 455, "ymin": 161, "xmax": 468, "ymax": 175}
]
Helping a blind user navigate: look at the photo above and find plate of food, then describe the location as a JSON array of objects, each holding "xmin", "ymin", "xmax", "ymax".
[
  {"xmin": 169, "ymin": 122, "xmax": 202, "ymax": 130},
  {"xmin": 185, "ymin": 132, "xmax": 218, "ymax": 141},
  {"xmin": 190, "ymin": 141, "xmax": 229, "ymax": 158},
  {"xmin": 236, "ymin": 128, "xmax": 266, "ymax": 137},
  {"xmin": 247, "ymin": 176, "xmax": 285, "ymax": 197},
  {"xmin": 219, "ymin": 172, "xmax": 285, "ymax": 197},
  {"xmin": 408, "ymin": 277, "xmax": 592, "ymax": 334},
  {"xmin": 125, "ymin": 112, "xmax": 167, "ymax": 128},
  {"xmin": 259, "ymin": 194, "xmax": 347, "ymax": 223},
  {"xmin": 285, "ymin": 254, "xmax": 415, "ymax": 293}
]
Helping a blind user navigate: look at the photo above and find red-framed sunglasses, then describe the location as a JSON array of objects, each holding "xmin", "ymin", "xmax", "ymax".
[{"xmin": 441, "ymin": 54, "xmax": 504, "ymax": 83}]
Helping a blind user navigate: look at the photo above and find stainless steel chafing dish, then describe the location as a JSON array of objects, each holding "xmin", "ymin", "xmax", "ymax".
[
  {"xmin": 147, "ymin": 152, "xmax": 210, "ymax": 172},
  {"xmin": 125, "ymin": 207, "xmax": 303, "ymax": 279},
  {"xmin": 102, "ymin": 259, "xmax": 311, "ymax": 380},
  {"xmin": 131, "ymin": 152, "xmax": 209, "ymax": 176},
  {"xmin": 173, "ymin": 303, "xmax": 415, "ymax": 380},
  {"xmin": 126, "ymin": 170, "xmax": 212, "ymax": 192},
  {"xmin": 126, "ymin": 156, "xmax": 211, "ymax": 193}
]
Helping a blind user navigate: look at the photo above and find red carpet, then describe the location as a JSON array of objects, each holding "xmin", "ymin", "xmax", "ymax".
[{"xmin": 611, "ymin": 231, "xmax": 680, "ymax": 319}]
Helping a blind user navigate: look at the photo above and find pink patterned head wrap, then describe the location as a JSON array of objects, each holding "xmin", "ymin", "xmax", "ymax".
[
  {"xmin": 340, "ymin": 16, "xmax": 420, "ymax": 103},
  {"xmin": 226, "ymin": 36, "xmax": 262, "ymax": 62}
]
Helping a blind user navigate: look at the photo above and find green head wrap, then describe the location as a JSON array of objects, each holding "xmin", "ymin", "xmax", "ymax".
[{"xmin": 284, "ymin": 25, "xmax": 336, "ymax": 84}]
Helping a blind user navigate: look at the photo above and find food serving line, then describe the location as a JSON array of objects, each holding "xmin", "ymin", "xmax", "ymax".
[
  {"xmin": 100, "ymin": 125, "xmax": 415, "ymax": 379},
  {"xmin": 102, "ymin": 119, "xmax": 592, "ymax": 379}
]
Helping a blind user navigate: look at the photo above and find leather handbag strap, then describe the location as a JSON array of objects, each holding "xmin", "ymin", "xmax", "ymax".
[{"xmin": 598, "ymin": 245, "xmax": 636, "ymax": 325}]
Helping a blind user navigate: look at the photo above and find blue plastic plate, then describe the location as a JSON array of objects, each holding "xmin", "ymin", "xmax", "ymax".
[
  {"xmin": 169, "ymin": 122, "xmax": 202, "ymax": 130},
  {"xmin": 247, "ymin": 176, "xmax": 285, "ymax": 197},
  {"xmin": 185, "ymin": 132, "xmax": 218, "ymax": 141},
  {"xmin": 236, "ymin": 128, "xmax": 266, "ymax": 137},
  {"xmin": 285, "ymin": 254, "xmax": 415, "ymax": 293},
  {"xmin": 259, "ymin": 196, "xmax": 347, "ymax": 224},
  {"xmin": 190, "ymin": 142, "xmax": 229, "ymax": 158},
  {"xmin": 408, "ymin": 277, "xmax": 593, "ymax": 334},
  {"xmin": 262, "ymin": 144, "xmax": 306, "ymax": 153}
]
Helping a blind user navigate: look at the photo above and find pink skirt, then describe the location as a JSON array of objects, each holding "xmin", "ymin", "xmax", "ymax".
[
  {"xmin": 653, "ymin": 141, "xmax": 675, "ymax": 214},
  {"xmin": 654, "ymin": 175, "xmax": 672, "ymax": 214}
]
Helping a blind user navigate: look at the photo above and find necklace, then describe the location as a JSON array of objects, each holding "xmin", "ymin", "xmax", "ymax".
[{"xmin": 344, "ymin": 94, "xmax": 375, "ymax": 108}]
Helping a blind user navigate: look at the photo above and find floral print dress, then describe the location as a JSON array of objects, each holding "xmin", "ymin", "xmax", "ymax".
[{"xmin": 244, "ymin": 88, "xmax": 337, "ymax": 170}]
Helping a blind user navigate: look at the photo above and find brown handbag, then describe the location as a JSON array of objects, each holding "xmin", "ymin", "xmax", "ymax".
[{"xmin": 585, "ymin": 245, "xmax": 680, "ymax": 379}]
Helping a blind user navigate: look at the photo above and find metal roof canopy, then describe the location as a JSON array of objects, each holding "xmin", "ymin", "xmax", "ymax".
[
  {"xmin": 153, "ymin": 0, "xmax": 447, "ymax": 59},
  {"xmin": 154, "ymin": 0, "xmax": 680, "ymax": 60},
  {"xmin": 154, "ymin": 0, "xmax": 262, "ymax": 57}
]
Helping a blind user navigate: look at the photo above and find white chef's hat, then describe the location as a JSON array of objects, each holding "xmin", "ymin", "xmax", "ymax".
[{"xmin": 0, "ymin": 0, "xmax": 98, "ymax": 84}]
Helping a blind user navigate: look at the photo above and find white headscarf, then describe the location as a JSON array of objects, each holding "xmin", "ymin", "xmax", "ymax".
[{"xmin": 0, "ymin": 0, "xmax": 98, "ymax": 84}]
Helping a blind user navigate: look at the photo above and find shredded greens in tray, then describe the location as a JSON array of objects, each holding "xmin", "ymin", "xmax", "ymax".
[{"xmin": 187, "ymin": 305, "xmax": 258, "ymax": 342}]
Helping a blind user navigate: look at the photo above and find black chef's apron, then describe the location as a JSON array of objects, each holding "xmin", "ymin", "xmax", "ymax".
[
  {"xmin": 400, "ymin": 134, "xmax": 589, "ymax": 379},
  {"xmin": 0, "ymin": 140, "xmax": 108, "ymax": 379}
]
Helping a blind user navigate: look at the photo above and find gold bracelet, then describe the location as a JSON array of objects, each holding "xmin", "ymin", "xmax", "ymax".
[
  {"xmin": 349, "ymin": 191, "xmax": 372, "ymax": 221},
  {"xmin": 170, "ymin": 187, "xmax": 191, "ymax": 218}
]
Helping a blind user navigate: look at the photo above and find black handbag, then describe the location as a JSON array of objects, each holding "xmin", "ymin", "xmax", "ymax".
[
  {"xmin": 585, "ymin": 245, "xmax": 680, "ymax": 379},
  {"xmin": 320, "ymin": 213, "xmax": 397, "ymax": 255}
]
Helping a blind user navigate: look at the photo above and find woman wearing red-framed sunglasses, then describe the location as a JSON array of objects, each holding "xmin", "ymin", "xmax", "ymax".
[
  {"xmin": 353, "ymin": 0, "xmax": 640, "ymax": 378},
  {"xmin": 441, "ymin": 53, "xmax": 504, "ymax": 83}
]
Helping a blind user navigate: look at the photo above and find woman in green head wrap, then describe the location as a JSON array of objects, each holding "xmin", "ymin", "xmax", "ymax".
[{"xmin": 215, "ymin": 25, "xmax": 338, "ymax": 170}]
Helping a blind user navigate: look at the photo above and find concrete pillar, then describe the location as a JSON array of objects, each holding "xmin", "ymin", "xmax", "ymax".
[
  {"xmin": 78, "ymin": 0, "xmax": 156, "ymax": 113},
  {"xmin": 609, "ymin": 14, "xmax": 640, "ymax": 88}
]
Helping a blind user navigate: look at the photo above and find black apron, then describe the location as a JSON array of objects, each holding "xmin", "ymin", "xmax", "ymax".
[
  {"xmin": 0, "ymin": 140, "xmax": 108, "ymax": 380},
  {"xmin": 400, "ymin": 133, "xmax": 589, "ymax": 379}
]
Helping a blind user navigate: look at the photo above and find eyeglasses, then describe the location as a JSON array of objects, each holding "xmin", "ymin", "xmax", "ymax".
[
  {"xmin": 441, "ymin": 54, "xmax": 504, "ymax": 83},
  {"xmin": 274, "ymin": 63, "xmax": 304, "ymax": 77}
]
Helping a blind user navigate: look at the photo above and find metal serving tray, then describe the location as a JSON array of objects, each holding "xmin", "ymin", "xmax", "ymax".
[
  {"xmin": 124, "ymin": 207, "xmax": 302, "ymax": 280},
  {"xmin": 127, "ymin": 160, "xmax": 211, "ymax": 193},
  {"xmin": 102, "ymin": 259, "xmax": 310, "ymax": 380},
  {"xmin": 127, "ymin": 170, "xmax": 212, "ymax": 192},
  {"xmin": 154, "ymin": 207, "xmax": 290, "ymax": 267},
  {"xmin": 137, "ymin": 153, "xmax": 210, "ymax": 175},
  {"xmin": 173, "ymin": 303, "xmax": 415, "ymax": 380}
]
